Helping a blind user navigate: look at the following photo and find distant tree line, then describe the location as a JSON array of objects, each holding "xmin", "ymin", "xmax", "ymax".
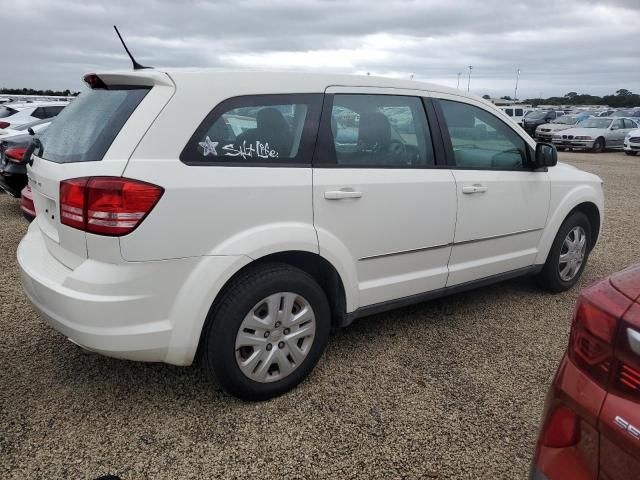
[
  {"xmin": 483, "ymin": 89, "xmax": 640, "ymax": 108},
  {"xmin": 0, "ymin": 87, "xmax": 80, "ymax": 96}
]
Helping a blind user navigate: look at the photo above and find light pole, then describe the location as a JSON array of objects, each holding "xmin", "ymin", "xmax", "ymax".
[
  {"xmin": 456, "ymin": 72, "xmax": 461, "ymax": 89},
  {"xmin": 467, "ymin": 65, "xmax": 473, "ymax": 92},
  {"xmin": 514, "ymin": 68, "xmax": 521, "ymax": 101}
]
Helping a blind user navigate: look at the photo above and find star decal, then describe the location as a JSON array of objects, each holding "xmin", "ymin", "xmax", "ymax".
[{"xmin": 198, "ymin": 136, "xmax": 219, "ymax": 156}]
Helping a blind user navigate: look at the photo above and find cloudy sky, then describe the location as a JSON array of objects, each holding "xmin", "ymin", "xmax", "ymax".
[{"xmin": 3, "ymin": 0, "xmax": 639, "ymax": 98}]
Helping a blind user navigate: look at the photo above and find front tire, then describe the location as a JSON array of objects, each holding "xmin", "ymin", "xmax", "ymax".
[
  {"xmin": 202, "ymin": 262, "xmax": 331, "ymax": 400},
  {"xmin": 625, "ymin": 150, "xmax": 637, "ymax": 156},
  {"xmin": 591, "ymin": 137, "xmax": 605, "ymax": 153},
  {"xmin": 538, "ymin": 212, "xmax": 591, "ymax": 293}
]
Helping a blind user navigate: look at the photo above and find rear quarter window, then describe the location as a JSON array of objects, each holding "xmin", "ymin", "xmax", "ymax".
[
  {"xmin": 40, "ymin": 88, "xmax": 149, "ymax": 163},
  {"xmin": 180, "ymin": 94, "xmax": 323, "ymax": 166}
]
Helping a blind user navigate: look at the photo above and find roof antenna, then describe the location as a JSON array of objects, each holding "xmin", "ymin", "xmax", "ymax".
[{"xmin": 113, "ymin": 25, "xmax": 151, "ymax": 70}]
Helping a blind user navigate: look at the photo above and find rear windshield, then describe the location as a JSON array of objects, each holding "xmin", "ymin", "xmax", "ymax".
[
  {"xmin": 40, "ymin": 88, "xmax": 149, "ymax": 163},
  {"xmin": 0, "ymin": 106, "xmax": 18, "ymax": 118}
]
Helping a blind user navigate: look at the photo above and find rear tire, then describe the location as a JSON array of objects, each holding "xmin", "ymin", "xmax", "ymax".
[
  {"xmin": 201, "ymin": 262, "xmax": 331, "ymax": 400},
  {"xmin": 537, "ymin": 211, "xmax": 591, "ymax": 293},
  {"xmin": 591, "ymin": 137, "xmax": 605, "ymax": 153}
]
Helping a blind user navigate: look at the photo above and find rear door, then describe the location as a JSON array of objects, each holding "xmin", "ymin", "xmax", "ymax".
[
  {"xmin": 27, "ymin": 72, "xmax": 175, "ymax": 268},
  {"xmin": 433, "ymin": 95, "xmax": 550, "ymax": 286},
  {"xmin": 313, "ymin": 87, "xmax": 457, "ymax": 308}
]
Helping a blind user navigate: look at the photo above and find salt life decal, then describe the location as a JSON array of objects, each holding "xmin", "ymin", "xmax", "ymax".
[
  {"xmin": 222, "ymin": 141, "xmax": 279, "ymax": 160},
  {"xmin": 198, "ymin": 136, "xmax": 219, "ymax": 156}
]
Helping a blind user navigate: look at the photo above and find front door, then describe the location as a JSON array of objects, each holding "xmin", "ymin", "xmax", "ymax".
[
  {"xmin": 434, "ymin": 96, "xmax": 551, "ymax": 286},
  {"xmin": 313, "ymin": 88, "xmax": 457, "ymax": 308}
]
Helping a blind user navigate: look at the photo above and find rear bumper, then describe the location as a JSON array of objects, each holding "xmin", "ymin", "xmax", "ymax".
[{"xmin": 18, "ymin": 221, "xmax": 249, "ymax": 365}]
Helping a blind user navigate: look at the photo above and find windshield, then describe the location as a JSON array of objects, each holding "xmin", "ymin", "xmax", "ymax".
[
  {"xmin": 579, "ymin": 118, "xmax": 612, "ymax": 128},
  {"xmin": 526, "ymin": 111, "xmax": 548, "ymax": 120},
  {"xmin": 552, "ymin": 116, "xmax": 578, "ymax": 125},
  {"xmin": 41, "ymin": 88, "xmax": 149, "ymax": 163}
]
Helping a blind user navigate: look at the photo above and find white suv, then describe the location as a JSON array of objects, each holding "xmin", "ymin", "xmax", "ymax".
[{"xmin": 18, "ymin": 70, "xmax": 604, "ymax": 400}]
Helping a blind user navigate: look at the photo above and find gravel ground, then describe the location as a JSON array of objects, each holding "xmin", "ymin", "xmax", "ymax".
[{"xmin": 1, "ymin": 151, "xmax": 639, "ymax": 479}]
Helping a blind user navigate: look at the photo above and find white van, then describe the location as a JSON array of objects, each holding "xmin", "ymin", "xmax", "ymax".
[
  {"xmin": 498, "ymin": 105, "xmax": 532, "ymax": 125},
  {"xmin": 19, "ymin": 70, "xmax": 603, "ymax": 399}
]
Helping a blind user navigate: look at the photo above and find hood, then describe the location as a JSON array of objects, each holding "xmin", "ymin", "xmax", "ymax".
[
  {"xmin": 537, "ymin": 123, "xmax": 574, "ymax": 132},
  {"xmin": 610, "ymin": 264, "xmax": 640, "ymax": 302},
  {"xmin": 627, "ymin": 128, "xmax": 640, "ymax": 137},
  {"xmin": 555, "ymin": 127, "xmax": 606, "ymax": 137}
]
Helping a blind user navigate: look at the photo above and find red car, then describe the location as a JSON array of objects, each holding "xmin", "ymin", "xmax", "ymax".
[{"xmin": 531, "ymin": 264, "xmax": 640, "ymax": 480}]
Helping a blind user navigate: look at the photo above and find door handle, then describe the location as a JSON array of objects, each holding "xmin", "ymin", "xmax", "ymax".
[
  {"xmin": 628, "ymin": 328, "xmax": 640, "ymax": 356},
  {"xmin": 324, "ymin": 189, "xmax": 363, "ymax": 200},
  {"xmin": 462, "ymin": 184, "xmax": 488, "ymax": 194}
]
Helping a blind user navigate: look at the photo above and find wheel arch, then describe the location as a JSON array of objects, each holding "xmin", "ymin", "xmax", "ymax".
[
  {"xmin": 536, "ymin": 190, "xmax": 603, "ymax": 265},
  {"xmin": 194, "ymin": 250, "xmax": 351, "ymax": 362}
]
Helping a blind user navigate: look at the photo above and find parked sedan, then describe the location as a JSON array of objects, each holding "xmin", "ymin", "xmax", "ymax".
[
  {"xmin": 552, "ymin": 117, "xmax": 639, "ymax": 152},
  {"xmin": 535, "ymin": 115, "xmax": 583, "ymax": 142},
  {"xmin": 529, "ymin": 264, "xmax": 640, "ymax": 480},
  {"xmin": 624, "ymin": 128, "xmax": 640, "ymax": 156},
  {"xmin": 611, "ymin": 109, "xmax": 640, "ymax": 118},
  {"xmin": 522, "ymin": 110, "xmax": 564, "ymax": 136},
  {"xmin": 0, "ymin": 129, "xmax": 45, "ymax": 196},
  {"xmin": 0, "ymin": 102, "xmax": 67, "ymax": 134}
]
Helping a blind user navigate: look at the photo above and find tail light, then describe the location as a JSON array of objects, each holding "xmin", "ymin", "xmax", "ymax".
[
  {"xmin": 0, "ymin": 121, "xmax": 10, "ymax": 129},
  {"xmin": 614, "ymin": 304, "xmax": 640, "ymax": 398},
  {"xmin": 541, "ymin": 405, "xmax": 579, "ymax": 447},
  {"xmin": 5, "ymin": 146, "xmax": 27, "ymax": 163},
  {"xmin": 568, "ymin": 279, "xmax": 640, "ymax": 400},
  {"xmin": 20, "ymin": 185, "xmax": 35, "ymax": 220},
  {"xmin": 60, "ymin": 177, "xmax": 163, "ymax": 236}
]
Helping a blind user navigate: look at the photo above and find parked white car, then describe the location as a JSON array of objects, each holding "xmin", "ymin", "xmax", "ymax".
[
  {"xmin": 552, "ymin": 117, "xmax": 638, "ymax": 152},
  {"xmin": 535, "ymin": 115, "xmax": 583, "ymax": 142},
  {"xmin": 0, "ymin": 101, "xmax": 67, "ymax": 134},
  {"xmin": 624, "ymin": 128, "xmax": 640, "ymax": 156},
  {"xmin": 0, "ymin": 117, "xmax": 52, "ymax": 138},
  {"xmin": 18, "ymin": 71, "xmax": 604, "ymax": 399}
]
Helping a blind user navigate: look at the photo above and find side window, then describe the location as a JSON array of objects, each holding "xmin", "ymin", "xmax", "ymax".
[
  {"xmin": 505, "ymin": 109, "xmax": 513, "ymax": 117},
  {"xmin": 624, "ymin": 119, "xmax": 636, "ymax": 129},
  {"xmin": 180, "ymin": 94, "xmax": 322, "ymax": 165},
  {"xmin": 612, "ymin": 119, "xmax": 624, "ymax": 130},
  {"xmin": 325, "ymin": 94, "xmax": 434, "ymax": 168},
  {"xmin": 439, "ymin": 99, "xmax": 529, "ymax": 170},
  {"xmin": 515, "ymin": 108, "xmax": 523, "ymax": 116},
  {"xmin": 31, "ymin": 107, "xmax": 48, "ymax": 119}
]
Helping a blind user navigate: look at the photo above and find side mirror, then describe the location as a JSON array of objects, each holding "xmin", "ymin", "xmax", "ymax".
[
  {"xmin": 28, "ymin": 127, "xmax": 35, "ymax": 136},
  {"xmin": 535, "ymin": 142, "xmax": 557, "ymax": 168}
]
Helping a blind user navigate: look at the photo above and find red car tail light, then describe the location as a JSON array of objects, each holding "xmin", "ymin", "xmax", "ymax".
[
  {"xmin": 568, "ymin": 279, "xmax": 640, "ymax": 397},
  {"xmin": 20, "ymin": 185, "xmax": 36, "ymax": 220},
  {"xmin": 613, "ymin": 305, "xmax": 640, "ymax": 399},
  {"xmin": 60, "ymin": 177, "xmax": 163, "ymax": 236},
  {"xmin": 0, "ymin": 121, "xmax": 10, "ymax": 129},
  {"xmin": 569, "ymin": 298, "xmax": 619, "ymax": 387},
  {"xmin": 541, "ymin": 405, "xmax": 579, "ymax": 448},
  {"xmin": 5, "ymin": 146, "xmax": 27, "ymax": 163}
]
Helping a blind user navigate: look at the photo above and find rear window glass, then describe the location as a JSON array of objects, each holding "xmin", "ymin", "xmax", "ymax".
[
  {"xmin": 40, "ymin": 88, "xmax": 149, "ymax": 163},
  {"xmin": 0, "ymin": 106, "xmax": 18, "ymax": 118}
]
